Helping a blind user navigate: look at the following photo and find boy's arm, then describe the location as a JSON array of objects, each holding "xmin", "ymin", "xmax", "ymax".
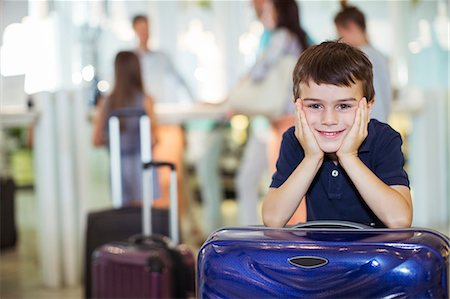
[
  {"xmin": 337, "ymin": 99, "xmax": 412, "ymax": 228},
  {"xmin": 262, "ymin": 100, "xmax": 323, "ymax": 228},
  {"xmin": 262, "ymin": 156, "xmax": 321, "ymax": 228},
  {"xmin": 338, "ymin": 156, "xmax": 412, "ymax": 228}
]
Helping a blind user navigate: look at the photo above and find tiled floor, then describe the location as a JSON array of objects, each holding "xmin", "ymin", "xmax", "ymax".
[
  {"xmin": 0, "ymin": 190, "xmax": 83, "ymax": 299},
  {"xmin": 0, "ymin": 187, "xmax": 241, "ymax": 299}
]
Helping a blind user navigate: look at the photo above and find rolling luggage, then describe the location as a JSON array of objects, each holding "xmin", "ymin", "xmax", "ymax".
[
  {"xmin": 197, "ymin": 221, "xmax": 450, "ymax": 298},
  {"xmin": 92, "ymin": 161, "xmax": 195, "ymax": 298},
  {"xmin": 85, "ymin": 110, "xmax": 169, "ymax": 298},
  {"xmin": 85, "ymin": 206, "xmax": 170, "ymax": 298},
  {"xmin": 0, "ymin": 177, "xmax": 17, "ymax": 250}
]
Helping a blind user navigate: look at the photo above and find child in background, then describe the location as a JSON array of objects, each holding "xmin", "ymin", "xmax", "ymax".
[{"xmin": 92, "ymin": 51, "xmax": 159, "ymax": 206}]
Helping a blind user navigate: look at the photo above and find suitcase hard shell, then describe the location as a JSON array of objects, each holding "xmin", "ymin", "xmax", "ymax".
[
  {"xmin": 197, "ymin": 222, "xmax": 449, "ymax": 298},
  {"xmin": 84, "ymin": 207, "xmax": 170, "ymax": 298},
  {"xmin": 92, "ymin": 235, "xmax": 195, "ymax": 298},
  {"xmin": 92, "ymin": 162, "xmax": 195, "ymax": 299}
]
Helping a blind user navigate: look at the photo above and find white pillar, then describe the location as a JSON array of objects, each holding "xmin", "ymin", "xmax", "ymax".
[
  {"xmin": 34, "ymin": 92, "xmax": 62, "ymax": 288},
  {"xmin": 28, "ymin": 0, "xmax": 63, "ymax": 288},
  {"xmin": 55, "ymin": 91, "xmax": 78, "ymax": 286},
  {"xmin": 409, "ymin": 89, "xmax": 449, "ymax": 231},
  {"xmin": 73, "ymin": 88, "xmax": 90, "ymax": 284}
]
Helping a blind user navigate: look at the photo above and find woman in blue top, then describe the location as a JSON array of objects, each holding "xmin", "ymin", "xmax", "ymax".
[
  {"xmin": 93, "ymin": 51, "xmax": 159, "ymax": 206},
  {"xmin": 236, "ymin": 0, "xmax": 311, "ymax": 225}
]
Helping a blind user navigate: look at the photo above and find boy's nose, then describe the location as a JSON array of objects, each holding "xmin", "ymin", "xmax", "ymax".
[{"xmin": 321, "ymin": 109, "xmax": 338, "ymax": 126}]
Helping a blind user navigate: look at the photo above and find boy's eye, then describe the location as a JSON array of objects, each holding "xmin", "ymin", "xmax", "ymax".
[
  {"xmin": 337, "ymin": 104, "xmax": 352, "ymax": 110},
  {"xmin": 308, "ymin": 104, "xmax": 322, "ymax": 109}
]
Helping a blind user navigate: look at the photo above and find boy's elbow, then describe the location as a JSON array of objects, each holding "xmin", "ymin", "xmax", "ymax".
[
  {"xmin": 262, "ymin": 216, "xmax": 284, "ymax": 228},
  {"xmin": 384, "ymin": 214, "xmax": 412, "ymax": 229},
  {"xmin": 262, "ymin": 204, "xmax": 286, "ymax": 228}
]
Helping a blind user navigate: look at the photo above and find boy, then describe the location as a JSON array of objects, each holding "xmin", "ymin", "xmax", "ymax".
[{"xmin": 262, "ymin": 41, "xmax": 412, "ymax": 228}]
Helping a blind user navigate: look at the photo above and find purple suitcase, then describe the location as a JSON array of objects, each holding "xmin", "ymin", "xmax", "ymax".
[
  {"xmin": 92, "ymin": 162, "xmax": 195, "ymax": 298},
  {"xmin": 198, "ymin": 221, "xmax": 449, "ymax": 298},
  {"xmin": 85, "ymin": 111, "xmax": 170, "ymax": 298}
]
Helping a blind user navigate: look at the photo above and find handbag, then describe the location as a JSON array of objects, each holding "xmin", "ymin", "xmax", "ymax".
[{"xmin": 228, "ymin": 56, "xmax": 297, "ymax": 119}]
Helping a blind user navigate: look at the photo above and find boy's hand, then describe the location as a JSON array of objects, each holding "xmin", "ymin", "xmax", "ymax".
[
  {"xmin": 337, "ymin": 97, "xmax": 370, "ymax": 161},
  {"xmin": 294, "ymin": 99, "xmax": 323, "ymax": 160}
]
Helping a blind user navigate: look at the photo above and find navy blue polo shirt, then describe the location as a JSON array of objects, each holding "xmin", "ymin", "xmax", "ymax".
[{"xmin": 270, "ymin": 119, "xmax": 410, "ymax": 227}]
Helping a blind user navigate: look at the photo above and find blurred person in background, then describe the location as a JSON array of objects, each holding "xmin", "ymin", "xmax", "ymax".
[
  {"xmin": 334, "ymin": 1, "xmax": 392, "ymax": 123},
  {"xmin": 132, "ymin": 15, "xmax": 193, "ymax": 214},
  {"xmin": 236, "ymin": 0, "xmax": 311, "ymax": 226},
  {"xmin": 92, "ymin": 51, "xmax": 159, "ymax": 206},
  {"xmin": 132, "ymin": 15, "xmax": 194, "ymax": 104}
]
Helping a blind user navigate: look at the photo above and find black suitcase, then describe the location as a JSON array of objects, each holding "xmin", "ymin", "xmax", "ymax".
[
  {"xmin": 0, "ymin": 177, "xmax": 17, "ymax": 250},
  {"xmin": 84, "ymin": 110, "xmax": 170, "ymax": 298}
]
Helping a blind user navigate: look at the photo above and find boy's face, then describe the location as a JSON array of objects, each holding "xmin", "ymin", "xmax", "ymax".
[{"xmin": 298, "ymin": 80, "xmax": 372, "ymax": 153}]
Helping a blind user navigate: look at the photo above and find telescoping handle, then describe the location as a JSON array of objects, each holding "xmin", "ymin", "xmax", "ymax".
[
  {"xmin": 142, "ymin": 161, "xmax": 179, "ymax": 244},
  {"xmin": 292, "ymin": 221, "xmax": 371, "ymax": 229},
  {"xmin": 108, "ymin": 109, "xmax": 151, "ymax": 209}
]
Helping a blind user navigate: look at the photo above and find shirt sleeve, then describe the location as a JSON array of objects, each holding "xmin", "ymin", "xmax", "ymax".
[
  {"xmin": 374, "ymin": 131, "xmax": 410, "ymax": 187},
  {"xmin": 163, "ymin": 53, "xmax": 195, "ymax": 101},
  {"xmin": 270, "ymin": 128, "xmax": 303, "ymax": 188}
]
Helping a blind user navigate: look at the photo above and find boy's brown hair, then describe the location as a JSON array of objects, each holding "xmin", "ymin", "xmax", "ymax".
[{"xmin": 292, "ymin": 41, "xmax": 375, "ymax": 102}]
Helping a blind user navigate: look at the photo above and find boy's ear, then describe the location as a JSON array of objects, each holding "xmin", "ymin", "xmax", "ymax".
[{"xmin": 367, "ymin": 98, "xmax": 375, "ymax": 113}]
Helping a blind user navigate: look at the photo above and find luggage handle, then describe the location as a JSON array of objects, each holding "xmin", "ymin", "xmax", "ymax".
[
  {"xmin": 108, "ymin": 112, "xmax": 152, "ymax": 209},
  {"xmin": 292, "ymin": 221, "xmax": 371, "ymax": 229},
  {"xmin": 129, "ymin": 234, "xmax": 169, "ymax": 246},
  {"xmin": 142, "ymin": 161, "xmax": 179, "ymax": 244},
  {"xmin": 110, "ymin": 108, "xmax": 146, "ymax": 118}
]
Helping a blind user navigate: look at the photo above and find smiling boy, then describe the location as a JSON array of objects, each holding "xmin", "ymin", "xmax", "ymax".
[{"xmin": 262, "ymin": 41, "xmax": 412, "ymax": 228}]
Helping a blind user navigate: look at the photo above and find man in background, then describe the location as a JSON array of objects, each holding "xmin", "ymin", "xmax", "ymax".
[
  {"xmin": 132, "ymin": 15, "xmax": 193, "ymax": 214},
  {"xmin": 334, "ymin": 3, "xmax": 392, "ymax": 123}
]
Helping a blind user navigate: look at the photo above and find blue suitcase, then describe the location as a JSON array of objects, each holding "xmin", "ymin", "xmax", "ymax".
[{"xmin": 197, "ymin": 221, "xmax": 449, "ymax": 298}]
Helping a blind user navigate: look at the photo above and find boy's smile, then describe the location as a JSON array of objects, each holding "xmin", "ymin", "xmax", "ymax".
[{"xmin": 299, "ymin": 81, "xmax": 371, "ymax": 153}]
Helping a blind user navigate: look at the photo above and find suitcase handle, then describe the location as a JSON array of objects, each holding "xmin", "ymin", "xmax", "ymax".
[
  {"xmin": 143, "ymin": 161, "xmax": 176, "ymax": 171},
  {"xmin": 142, "ymin": 161, "xmax": 179, "ymax": 244},
  {"xmin": 109, "ymin": 112, "xmax": 152, "ymax": 208},
  {"xmin": 292, "ymin": 221, "xmax": 371, "ymax": 229},
  {"xmin": 129, "ymin": 234, "xmax": 169, "ymax": 247},
  {"xmin": 110, "ymin": 108, "xmax": 147, "ymax": 118}
]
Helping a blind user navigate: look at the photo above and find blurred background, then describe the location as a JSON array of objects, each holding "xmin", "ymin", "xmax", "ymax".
[{"xmin": 1, "ymin": 0, "xmax": 449, "ymax": 298}]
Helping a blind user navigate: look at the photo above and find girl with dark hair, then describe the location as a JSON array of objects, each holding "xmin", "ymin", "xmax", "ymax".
[
  {"xmin": 236, "ymin": 0, "xmax": 311, "ymax": 226},
  {"xmin": 272, "ymin": 0, "xmax": 309, "ymax": 52},
  {"xmin": 92, "ymin": 51, "xmax": 159, "ymax": 206}
]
